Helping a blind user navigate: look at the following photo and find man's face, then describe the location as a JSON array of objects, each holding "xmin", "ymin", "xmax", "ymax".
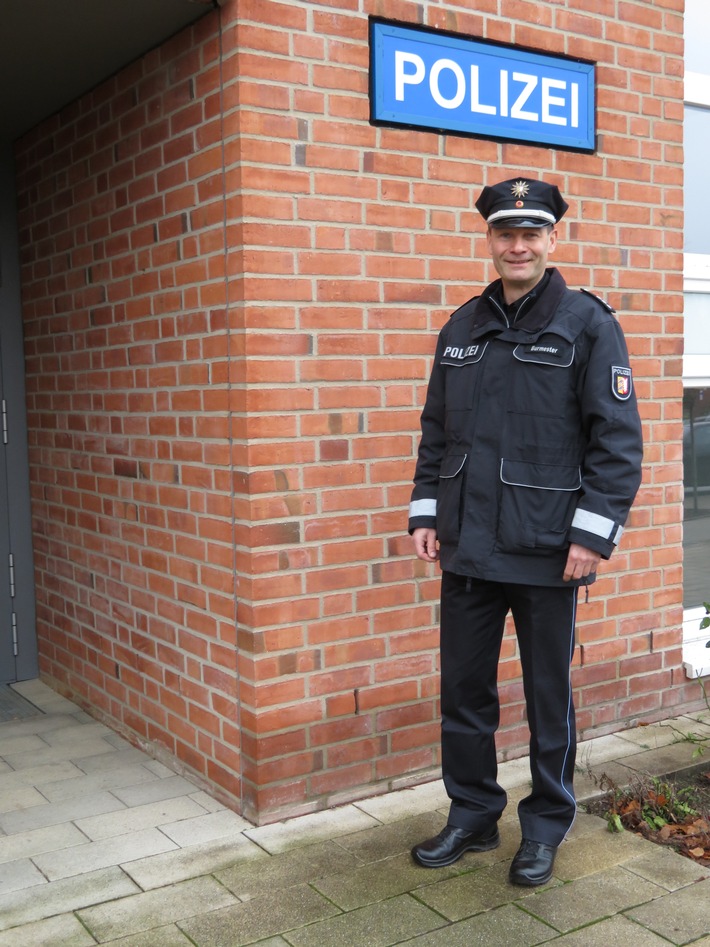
[{"xmin": 486, "ymin": 224, "xmax": 557, "ymax": 299}]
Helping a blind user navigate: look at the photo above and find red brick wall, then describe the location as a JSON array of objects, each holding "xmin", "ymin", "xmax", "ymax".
[{"xmin": 15, "ymin": 0, "xmax": 693, "ymax": 824}]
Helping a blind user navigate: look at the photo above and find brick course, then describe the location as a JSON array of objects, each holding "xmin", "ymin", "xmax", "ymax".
[{"xmin": 14, "ymin": 0, "xmax": 695, "ymax": 824}]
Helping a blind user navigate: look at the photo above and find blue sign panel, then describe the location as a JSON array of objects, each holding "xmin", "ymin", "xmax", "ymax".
[{"xmin": 370, "ymin": 19, "xmax": 595, "ymax": 152}]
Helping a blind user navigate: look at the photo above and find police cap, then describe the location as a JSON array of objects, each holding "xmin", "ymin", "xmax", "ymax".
[{"xmin": 475, "ymin": 177, "xmax": 569, "ymax": 229}]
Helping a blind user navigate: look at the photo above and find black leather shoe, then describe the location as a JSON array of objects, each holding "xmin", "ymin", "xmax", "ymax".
[
  {"xmin": 411, "ymin": 824, "xmax": 500, "ymax": 868},
  {"xmin": 509, "ymin": 838, "xmax": 557, "ymax": 886}
]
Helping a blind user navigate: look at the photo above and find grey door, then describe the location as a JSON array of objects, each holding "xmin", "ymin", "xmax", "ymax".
[{"xmin": 0, "ymin": 145, "xmax": 37, "ymax": 683}]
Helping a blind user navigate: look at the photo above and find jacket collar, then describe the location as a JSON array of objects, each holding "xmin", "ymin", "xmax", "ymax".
[{"xmin": 469, "ymin": 268, "xmax": 567, "ymax": 339}]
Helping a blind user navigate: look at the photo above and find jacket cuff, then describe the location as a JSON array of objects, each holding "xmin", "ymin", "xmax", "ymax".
[
  {"xmin": 572, "ymin": 508, "xmax": 622, "ymax": 542},
  {"xmin": 408, "ymin": 499, "xmax": 437, "ymax": 535},
  {"xmin": 568, "ymin": 528, "xmax": 614, "ymax": 559}
]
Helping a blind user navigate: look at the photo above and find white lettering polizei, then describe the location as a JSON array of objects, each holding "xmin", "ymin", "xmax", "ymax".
[
  {"xmin": 430, "ymin": 59, "xmax": 466, "ymax": 108},
  {"xmin": 470, "ymin": 65, "xmax": 496, "ymax": 115},
  {"xmin": 395, "ymin": 51, "xmax": 425, "ymax": 100},
  {"xmin": 510, "ymin": 72, "xmax": 538, "ymax": 121},
  {"xmin": 393, "ymin": 54, "xmax": 581, "ymax": 130}
]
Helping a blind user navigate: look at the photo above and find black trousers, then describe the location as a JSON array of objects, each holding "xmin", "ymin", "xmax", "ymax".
[{"xmin": 440, "ymin": 571, "xmax": 578, "ymax": 847}]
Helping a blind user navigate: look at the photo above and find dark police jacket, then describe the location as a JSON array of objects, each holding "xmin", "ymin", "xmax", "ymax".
[{"xmin": 408, "ymin": 268, "xmax": 643, "ymax": 587}]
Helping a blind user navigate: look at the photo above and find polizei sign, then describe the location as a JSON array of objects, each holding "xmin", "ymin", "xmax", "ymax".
[{"xmin": 369, "ymin": 19, "xmax": 596, "ymax": 152}]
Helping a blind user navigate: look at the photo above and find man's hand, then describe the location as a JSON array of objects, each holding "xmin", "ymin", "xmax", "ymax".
[
  {"xmin": 563, "ymin": 542, "xmax": 601, "ymax": 582},
  {"xmin": 413, "ymin": 527, "xmax": 439, "ymax": 563}
]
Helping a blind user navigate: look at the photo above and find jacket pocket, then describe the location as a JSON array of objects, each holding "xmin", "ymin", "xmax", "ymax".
[
  {"xmin": 437, "ymin": 453, "xmax": 467, "ymax": 546},
  {"xmin": 497, "ymin": 459, "xmax": 581, "ymax": 553}
]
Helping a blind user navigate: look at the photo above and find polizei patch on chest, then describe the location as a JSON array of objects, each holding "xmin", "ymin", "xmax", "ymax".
[{"xmin": 440, "ymin": 341, "xmax": 488, "ymax": 365}]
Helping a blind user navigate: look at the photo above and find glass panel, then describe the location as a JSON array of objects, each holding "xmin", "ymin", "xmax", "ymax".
[
  {"xmin": 683, "ymin": 387, "xmax": 710, "ymax": 607},
  {"xmin": 686, "ymin": 0, "xmax": 710, "ymax": 76},
  {"xmin": 685, "ymin": 108, "xmax": 710, "ymax": 256}
]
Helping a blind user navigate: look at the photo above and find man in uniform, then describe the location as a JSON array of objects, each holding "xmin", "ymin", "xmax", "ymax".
[{"xmin": 408, "ymin": 177, "xmax": 643, "ymax": 886}]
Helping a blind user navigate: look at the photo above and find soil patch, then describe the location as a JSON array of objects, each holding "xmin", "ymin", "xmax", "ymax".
[{"xmin": 585, "ymin": 762, "xmax": 710, "ymax": 866}]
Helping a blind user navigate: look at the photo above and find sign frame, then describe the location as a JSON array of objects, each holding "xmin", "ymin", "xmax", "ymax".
[{"xmin": 369, "ymin": 17, "xmax": 596, "ymax": 153}]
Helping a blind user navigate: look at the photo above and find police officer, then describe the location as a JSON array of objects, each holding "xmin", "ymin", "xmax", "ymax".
[{"xmin": 409, "ymin": 177, "xmax": 643, "ymax": 886}]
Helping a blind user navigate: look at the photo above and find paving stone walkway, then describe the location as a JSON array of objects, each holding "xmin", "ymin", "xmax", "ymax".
[{"xmin": 1, "ymin": 679, "xmax": 710, "ymax": 946}]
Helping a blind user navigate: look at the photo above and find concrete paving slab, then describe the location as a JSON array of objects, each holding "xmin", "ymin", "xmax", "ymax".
[
  {"xmin": 76, "ymin": 747, "xmax": 154, "ymax": 774},
  {"xmin": 0, "ymin": 785, "xmax": 50, "ymax": 814},
  {"xmin": 103, "ymin": 731, "xmax": 137, "ymax": 750},
  {"xmin": 216, "ymin": 837, "xmax": 363, "ymax": 901},
  {"xmin": 0, "ymin": 912, "xmax": 97, "ymax": 947},
  {"xmin": 0, "ymin": 760, "xmax": 84, "ymax": 789},
  {"xmin": 0, "ymin": 820, "xmax": 87, "ymax": 865},
  {"xmin": 614, "ymin": 741, "xmax": 703, "ymax": 777},
  {"xmin": 102, "ymin": 925, "xmax": 197, "ymax": 946},
  {"xmin": 0, "ymin": 714, "xmax": 80, "ymax": 739},
  {"xmin": 188, "ymin": 789, "xmax": 231, "ymax": 813},
  {"xmin": 78, "ymin": 875, "xmax": 238, "ymax": 942},
  {"xmin": 566, "ymin": 811, "xmax": 612, "ymax": 839},
  {"xmin": 111, "ymin": 774, "xmax": 200, "ymax": 807},
  {"xmin": 122, "ymin": 833, "xmax": 268, "ymax": 890},
  {"xmin": 0, "ymin": 857, "xmax": 46, "ymax": 895},
  {"xmin": 625, "ymin": 877, "xmax": 710, "ymax": 944},
  {"xmin": 0, "ymin": 789, "xmax": 125, "ymax": 834},
  {"xmin": 244, "ymin": 804, "xmax": 380, "ymax": 854},
  {"xmin": 498, "ymin": 755, "xmax": 535, "ymax": 790},
  {"xmin": 37, "ymin": 763, "xmax": 165, "ymax": 802},
  {"xmin": 554, "ymin": 822, "xmax": 650, "ymax": 879},
  {"xmin": 33, "ymin": 826, "xmax": 179, "ymax": 880},
  {"xmin": 238, "ymin": 940, "xmax": 289, "ymax": 947},
  {"xmin": 332, "ymin": 810, "xmax": 446, "ymax": 863},
  {"xmin": 0, "ymin": 866, "xmax": 139, "ymax": 932},
  {"xmin": 353, "ymin": 779, "xmax": 448, "ymax": 824},
  {"xmin": 400, "ymin": 902, "xmax": 558, "ymax": 946},
  {"xmin": 549, "ymin": 914, "xmax": 675, "ymax": 945},
  {"xmin": 11, "ymin": 680, "xmax": 77, "ymax": 713},
  {"xmin": 526, "ymin": 865, "xmax": 668, "ymax": 933},
  {"xmin": 159, "ymin": 807, "xmax": 251, "ymax": 846},
  {"xmin": 178, "ymin": 882, "xmax": 341, "ymax": 947},
  {"xmin": 142, "ymin": 759, "xmax": 177, "ymax": 778},
  {"xmin": 0, "ymin": 734, "xmax": 52, "ymax": 756},
  {"xmin": 312, "ymin": 851, "xmax": 460, "ymax": 911},
  {"xmin": 75, "ymin": 795, "xmax": 208, "ymax": 840},
  {"xmin": 624, "ymin": 845, "xmax": 710, "ymax": 891},
  {"xmin": 413, "ymin": 859, "xmax": 530, "ymax": 922},
  {"xmin": 282, "ymin": 893, "xmax": 446, "ymax": 947},
  {"xmin": 577, "ymin": 733, "xmax": 644, "ymax": 767},
  {"xmin": 613, "ymin": 720, "xmax": 704, "ymax": 751},
  {"xmin": 1, "ymin": 739, "xmax": 119, "ymax": 770},
  {"xmin": 40, "ymin": 721, "xmax": 115, "ymax": 745}
]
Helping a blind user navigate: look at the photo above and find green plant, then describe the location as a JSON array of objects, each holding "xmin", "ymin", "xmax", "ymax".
[{"xmin": 600, "ymin": 773, "xmax": 699, "ymax": 833}]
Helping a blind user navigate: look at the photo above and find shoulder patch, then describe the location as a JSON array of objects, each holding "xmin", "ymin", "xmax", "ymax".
[
  {"xmin": 580, "ymin": 288, "xmax": 616, "ymax": 314},
  {"xmin": 611, "ymin": 365, "xmax": 633, "ymax": 401}
]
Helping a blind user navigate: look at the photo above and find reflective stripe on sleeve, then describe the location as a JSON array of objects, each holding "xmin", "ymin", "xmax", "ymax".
[
  {"xmin": 409, "ymin": 498, "xmax": 437, "ymax": 519},
  {"xmin": 571, "ymin": 508, "xmax": 622, "ymax": 544}
]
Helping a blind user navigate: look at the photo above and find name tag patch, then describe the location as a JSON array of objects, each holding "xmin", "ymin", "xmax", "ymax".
[
  {"xmin": 611, "ymin": 365, "xmax": 632, "ymax": 400},
  {"xmin": 513, "ymin": 340, "xmax": 574, "ymax": 367}
]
